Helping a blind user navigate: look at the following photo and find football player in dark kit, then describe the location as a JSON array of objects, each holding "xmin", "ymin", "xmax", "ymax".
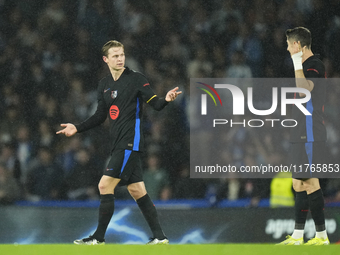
[
  {"xmin": 57, "ymin": 40, "xmax": 181, "ymax": 245},
  {"xmin": 278, "ymin": 27, "xmax": 329, "ymax": 245}
]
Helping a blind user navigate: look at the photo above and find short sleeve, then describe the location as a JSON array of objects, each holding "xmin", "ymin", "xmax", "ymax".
[{"xmin": 304, "ymin": 59, "xmax": 325, "ymax": 79}]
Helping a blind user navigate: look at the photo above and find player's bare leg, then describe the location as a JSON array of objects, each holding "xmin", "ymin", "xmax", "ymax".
[
  {"xmin": 128, "ymin": 181, "xmax": 169, "ymax": 245},
  {"xmin": 98, "ymin": 175, "xmax": 121, "ymax": 194},
  {"xmin": 127, "ymin": 181, "xmax": 147, "ymax": 200},
  {"xmin": 293, "ymin": 178, "xmax": 320, "ymax": 194}
]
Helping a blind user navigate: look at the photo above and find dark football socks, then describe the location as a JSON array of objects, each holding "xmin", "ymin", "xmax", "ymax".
[
  {"xmin": 308, "ymin": 189, "xmax": 326, "ymax": 232},
  {"xmin": 92, "ymin": 194, "xmax": 115, "ymax": 241},
  {"xmin": 294, "ymin": 191, "xmax": 309, "ymax": 230},
  {"xmin": 137, "ymin": 194, "xmax": 166, "ymax": 239}
]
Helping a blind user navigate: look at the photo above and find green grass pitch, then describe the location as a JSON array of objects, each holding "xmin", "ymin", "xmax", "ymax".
[{"xmin": 0, "ymin": 244, "xmax": 339, "ymax": 255}]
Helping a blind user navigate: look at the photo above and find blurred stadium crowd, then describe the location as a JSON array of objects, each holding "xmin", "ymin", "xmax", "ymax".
[{"xmin": 0, "ymin": 0, "xmax": 340, "ymax": 205}]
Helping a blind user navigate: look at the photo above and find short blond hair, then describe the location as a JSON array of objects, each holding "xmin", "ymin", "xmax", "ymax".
[{"xmin": 102, "ymin": 40, "xmax": 124, "ymax": 57}]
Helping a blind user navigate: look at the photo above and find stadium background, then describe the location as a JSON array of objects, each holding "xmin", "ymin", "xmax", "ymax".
[{"xmin": 0, "ymin": 0, "xmax": 340, "ymax": 244}]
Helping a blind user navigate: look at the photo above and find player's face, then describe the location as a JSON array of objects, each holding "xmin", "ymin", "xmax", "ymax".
[
  {"xmin": 286, "ymin": 38, "xmax": 300, "ymax": 56},
  {"xmin": 103, "ymin": 47, "xmax": 125, "ymax": 71}
]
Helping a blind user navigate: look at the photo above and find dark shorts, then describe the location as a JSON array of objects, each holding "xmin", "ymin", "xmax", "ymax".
[
  {"xmin": 290, "ymin": 141, "xmax": 327, "ymax": 180},
  {"xmin": 104, "ymin": 149, "xmax": 143, "ymax": 186}
]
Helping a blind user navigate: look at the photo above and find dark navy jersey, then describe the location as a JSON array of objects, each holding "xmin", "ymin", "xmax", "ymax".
[
  {"xmin": 290, "ymin": 55, "xmax": 327, "ymax": 143},
  {"xmin": 75, "ymin": 67, "xmax": 168, "ymax": 152}
]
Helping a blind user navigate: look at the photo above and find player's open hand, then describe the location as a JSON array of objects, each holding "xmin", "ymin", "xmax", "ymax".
[
  {"xmin": 56, "ymin": 123, "xmax": 77, "ymax": 137},
  {"xmin": 165, "ymin": 87, "xmax": 182, "ymax": 102}
]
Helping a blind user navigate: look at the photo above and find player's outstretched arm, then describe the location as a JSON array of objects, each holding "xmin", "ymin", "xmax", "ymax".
[
  {"xmin": 145, "ymin": 86, "xmax": 182, "ymax": 111},
  {"xmin": 56, "ymin": 123, "xmax": 77, "ymax": 137},
  {"xmin": 165, "ymin": 87, "xmax": 182, "ymax": 102}
]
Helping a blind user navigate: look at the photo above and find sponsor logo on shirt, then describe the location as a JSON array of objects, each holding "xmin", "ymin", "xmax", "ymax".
[{"xmin": 110, "ymin": 105, "xmax": 119, "ymax": 120}]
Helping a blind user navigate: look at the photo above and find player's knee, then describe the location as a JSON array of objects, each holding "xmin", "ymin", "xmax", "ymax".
[
  {"xmin": 303, "ymin": 183, "xmax": 312, "ymax": 193},
  {"xmin": 292, "ymin": 182, "xmax": 298, "ymax": 191},
  {"xmin": 303, "ymin": 182, "xmax": 319, "ymax": 194},
  {"xmin": 127, "ymin": 185, "xmax": 137, "ymax": 196},
  {"xmin": 98, "ymin": 183, "xmax": 109, "ymax": 194},
  {"xmin": 128, "ymin": 186, "xmax": 145, "ymax": 200},
  {"xmin": 292, "ymin": 180, "xmax": 302, "ymax": 192}
]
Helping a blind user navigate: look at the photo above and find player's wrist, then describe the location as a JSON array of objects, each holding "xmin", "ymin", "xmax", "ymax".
[
  {"xmin": 74, "ymin": 124, "xmax": 82, "ymax": 133},
  {"xmin": 291, "ymin": 51, "xmax": 303, "ymax": 71}
]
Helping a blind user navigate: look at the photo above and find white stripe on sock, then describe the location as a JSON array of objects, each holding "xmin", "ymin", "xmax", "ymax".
[
  {"xmin": 315, "ymin": 230, "xmax": 327, "ymax": 239},
  {"xmin": 291, "ymin": 229, "xmax": 304, "ymax": 239}
]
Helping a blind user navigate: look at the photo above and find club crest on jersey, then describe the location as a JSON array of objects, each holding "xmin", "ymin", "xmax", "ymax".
[{"xmin": 111, "ymin": 90, "xmax": 117, "ymax": 99}]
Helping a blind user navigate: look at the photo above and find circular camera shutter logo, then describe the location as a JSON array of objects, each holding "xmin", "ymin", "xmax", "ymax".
[{"xmin": 110, "ymin": 105, "xmax": 119, "ymax": 120}]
